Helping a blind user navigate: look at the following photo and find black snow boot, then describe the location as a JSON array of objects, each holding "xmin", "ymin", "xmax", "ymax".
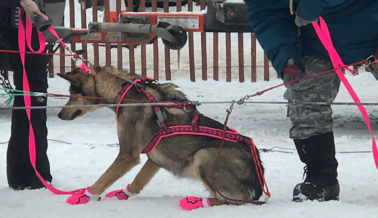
[{"xmin": 292, "ymin": 131, "xmax": 340, "ymax": 202}]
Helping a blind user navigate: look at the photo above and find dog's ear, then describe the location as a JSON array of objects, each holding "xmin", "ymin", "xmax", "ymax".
[{"xmin": 57, "ymin": 73, "xmax": 81, "ymax": 87}]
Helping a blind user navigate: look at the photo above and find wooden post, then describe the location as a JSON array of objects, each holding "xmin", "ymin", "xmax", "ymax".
[
  {"xmin": 164, "ymin": 0, "xmax": 171, "ymax": 80},
  {"xmin": 152, "ymin": 0, "xmax": 159, "ymax": 79},
  {"xmin": 127, "ymin": 0, "xmax": 135, "ymax": 73},
  {"xmin": 200, "ymin": 1, "xmax": 207, "ymax": 81},
  {"xmin": 226, "ymin": 32, "xmax": 231, "ymax": 82},
  {"xmin": 140, "ymin": 0, "xmax": 147, "ymax": 77},
  {"xmin": 59, "ymin": 17, "xmax": 65, "ymax": 74},
  {"xmin": 69, "ymin": 0, "xmax": 75, "ymax": 70},
  {"xmin": 264, "ymin": 54, "xmax": 269, "ymax": 81},
  {"xmin": 104, "ymin": 0, "xmax": 111, "ymax": 66},
  {"xmin": 117, "ymin": 0, "xmax": 123, "ymax": 70},
  {"xmin": 188, "ymin": 0, "xmax": 195, "ymax": 82},
  {"xmin": 238, "ymin": 32, "xmax": 244, "ymax": 82},
  {"xmin": 80, "ymin": 0, "xmax": 87, "ymax": 60},
  {"xmin": 251, "ymin": 33, "xmax": 257, "ymax": 82},
  {"xmin": 93, "ymin": 0, "xmax": 99, "ymax": 66},
  {"xmin": 213, "ymin": 32, "xmax": 219, "ymax": 81}
]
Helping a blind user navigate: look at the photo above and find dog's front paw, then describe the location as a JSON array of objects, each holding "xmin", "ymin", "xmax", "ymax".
[
  {"xmin": 105, "ymin": 189, "xmax": 130, "ymax": 200},
  {"xmin": 179, "ymin": 196, "xmax": 210, "ymax": 210},
  {"xmin": 105, "ymin": 184, "xmax": 136, "ymax": 200},
  {"xmin": 67, "ymin": 187, "xmax": 101, "ymax": 205}
]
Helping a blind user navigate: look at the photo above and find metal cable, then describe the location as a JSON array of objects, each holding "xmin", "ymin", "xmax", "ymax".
[{"xmin": 2, "ymin": 100, "xmax": 378, "ymax": 110}]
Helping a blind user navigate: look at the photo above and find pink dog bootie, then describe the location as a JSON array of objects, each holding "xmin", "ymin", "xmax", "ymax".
[
  {"xmin": 66, "ymin": 187, "xmax": 100, "ymax": 205},
  {"xmin": 179, "ymin": 196, "xmax": 211, "ymax": 210},
  {"xmin": 105, "ymin": 184, "xmax": 136, "ymax": 200}
]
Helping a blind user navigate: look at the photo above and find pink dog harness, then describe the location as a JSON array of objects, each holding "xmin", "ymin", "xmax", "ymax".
[
  {"xmin": 115, "ymin": 78, "xmax": 256, "ymax": 153},
  {"xmin": 115, "ymin": 78, "xmax": 270, "ymax": 199}
]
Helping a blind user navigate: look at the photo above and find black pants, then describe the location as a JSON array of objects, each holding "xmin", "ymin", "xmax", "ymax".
[{"xmin": 0, "ymin": 5, "xmax": 52, "ymax": 189}]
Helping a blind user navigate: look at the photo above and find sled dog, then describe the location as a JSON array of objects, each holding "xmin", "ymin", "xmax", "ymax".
[{"xmin": 57, "ymin": 66, "xmax": 266, "ymax": 208}]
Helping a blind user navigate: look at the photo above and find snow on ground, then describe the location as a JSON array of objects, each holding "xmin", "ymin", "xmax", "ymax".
[
  {"xmin": 1, "ymin": 2, "xmax": 378, "ymax": 218},
  {"xmin": 1, "ymin": 70, "xmax": 378, "ymax": 218}
]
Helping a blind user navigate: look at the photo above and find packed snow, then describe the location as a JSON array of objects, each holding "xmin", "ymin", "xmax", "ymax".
[{"xmin": 1, "ymin": 1, "xmax": 378, "ymax": 218}]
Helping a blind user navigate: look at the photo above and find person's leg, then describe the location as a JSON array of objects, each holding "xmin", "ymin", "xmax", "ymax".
[
  {"xmin": 283, "ymin": 56, "xmax": 341, "ymax": 201},
  {"xmin": 2, "ymin": 20, "xmax": 52, "ymax": 189}
]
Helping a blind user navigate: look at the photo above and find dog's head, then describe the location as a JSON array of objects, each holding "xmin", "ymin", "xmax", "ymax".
[{"xmin": 57, "ymin": 68, "xmax": 101, "ymax": 120}]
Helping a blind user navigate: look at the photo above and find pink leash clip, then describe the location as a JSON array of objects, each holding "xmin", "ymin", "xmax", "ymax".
[{"xmin": 79, "ymin": 62, "xmax": 95, "ymax": 76}]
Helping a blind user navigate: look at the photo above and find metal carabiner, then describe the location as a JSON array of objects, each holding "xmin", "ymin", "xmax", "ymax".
[
  {"xmin": 64, "ymin": 46, "xmax": 78, "ymax": 65},
  {"xmin": 363, "ymin": 55, "xmax": 377, "ymax": 68}
]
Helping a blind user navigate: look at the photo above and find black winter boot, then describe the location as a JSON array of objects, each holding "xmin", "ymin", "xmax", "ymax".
[{"xmin": 292, "ymin": 132, "xmax": 340, "ymax": 202}]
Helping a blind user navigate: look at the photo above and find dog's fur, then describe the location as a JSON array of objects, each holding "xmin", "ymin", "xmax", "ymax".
[{"xmin": 57, "ymin": 66, "xmax": 264, "ymax": 206}]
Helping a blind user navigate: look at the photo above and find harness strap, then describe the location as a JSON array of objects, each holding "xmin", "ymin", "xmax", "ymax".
[
  {"xmin": 116, "ymin": 77, "xmax": 155, "ymax": 120},
  {"xmin": 142, "ymin": 125, "xmax": 240, "ymax": 154},
  {"xmin": 139, "ymin": 87, "xmax": 166, "ymax": 127},
  {"xmin": 19, "ymin": 9, "xmax": 83, "ymax": 195},
  {"xmin": 312, "ymin": 17, "xmax": 378, "ymax": 169}
]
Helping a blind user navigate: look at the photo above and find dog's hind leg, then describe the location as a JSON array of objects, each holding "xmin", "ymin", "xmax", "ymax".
[
  {"xmin": 195, "ymin": 148, "xmax": 260, "ymax": 206},
  {"xmin": 196, "ymin": 174, "xmax": 226, "ymax": 207},
  {"xmin": 128, "ymin": 158, "xmax": 161, "ymax": 194},
  {"xmin": 178, "ymin": 149, "xmax": 228, "ymax": 209},
  {"xmin": 90, "ymin": 150, "xmax": 140, "ymax": 195},
  {"xmin": 183, "ymin": 149, "xmax": 227, "ymax": 207}
]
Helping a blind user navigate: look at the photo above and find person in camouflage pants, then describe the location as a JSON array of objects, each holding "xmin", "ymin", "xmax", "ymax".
[
  {"xmin": 283, "ymin": 56, "xmax": 341, "ymax": 201},
  {"xmin": 284, "ymin": 57, "xmax": 341, "ymax": 140},
  {"xmin": 244, "ymin": 0, "xmax": 378, "ymax": 202}
]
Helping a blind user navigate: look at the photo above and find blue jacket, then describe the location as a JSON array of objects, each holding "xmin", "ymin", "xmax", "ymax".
[
  {"xmin": 244, "ymin": 0, "xmax": 378, "ymax": 77},
  {"xmin": 0, "ymin": 0, "xmax": 20, "ymax": 9}
]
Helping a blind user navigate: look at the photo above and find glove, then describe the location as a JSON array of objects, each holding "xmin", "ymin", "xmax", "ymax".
[
  {"xmin": 283, "ymin": 58, "xmax": 303, "ymax": 80},
  {"xmin": 20, "ymin": 0, "xmax": 48, "ymax": 21},
  {"xmin": 31, "ymin": 14, "xmax": 52, "ymax": 31},
  {"xmin": 66, "ymin": 187, "xmax": 101, "ymax": 205},
  {"xmin": 179, "ymin": 196, "xmax": 211, "ymax": 210},
  {"xmin": 105, "ymin": 184, "xmax": 136, "ymax": 200},
  {"xmin": 20, "ymin": 0, "xmax": 52, "ymax": 31},
  {"xmin": 295, "ymin": 14, "xmax": 318, "ymax": 27}
]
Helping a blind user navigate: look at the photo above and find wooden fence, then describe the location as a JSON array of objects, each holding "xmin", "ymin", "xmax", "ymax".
[{"xmin": 50, "ymin": 0, "xmax": 275, "ymax": 82}]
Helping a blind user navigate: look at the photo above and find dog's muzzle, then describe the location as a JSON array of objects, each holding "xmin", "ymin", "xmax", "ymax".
[{"xmin": 58, "ymin": 109, "xmax": 82, "ymax": 120}]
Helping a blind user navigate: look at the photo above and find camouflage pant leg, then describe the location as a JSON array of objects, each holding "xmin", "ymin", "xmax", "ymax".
[{"xmin": 283, "ymin": 56, "xmax": 341, "ymax": 140}]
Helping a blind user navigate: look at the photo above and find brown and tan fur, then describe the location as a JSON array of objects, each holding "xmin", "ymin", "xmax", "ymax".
[{"xmin": 57, "ymin": 66, "xmax": 264, "ymax": 207}]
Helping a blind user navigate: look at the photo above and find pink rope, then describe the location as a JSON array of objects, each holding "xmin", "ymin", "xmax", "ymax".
[
  {"xmin": 312, "ymin": 17, "xmax": 378, "ymax": 169},
  {"xmin": 249, "ymin": 138, "xmax": 270, "ymax": 198},
  {"xmin": 18, "ymin": 9, "xmax": 83, "ymax": 195}
]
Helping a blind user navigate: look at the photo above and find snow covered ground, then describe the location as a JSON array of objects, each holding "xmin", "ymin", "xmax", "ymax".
[
  {"xmin": 1, "ymin": 2, "xmax": 378, "ymax": 218},
  {"xmin": 1, "ymin": 69, "xmax": 378, "ymax": 218}
]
